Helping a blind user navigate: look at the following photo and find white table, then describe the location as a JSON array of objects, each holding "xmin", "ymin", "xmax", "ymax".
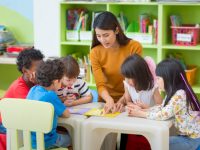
[
  {"xmin": 81, "ymin": 112, "xmax": 172, "ymax": 150},
  {"xmin": 58, "ymin": 114, "xmax": 86, "ymax": 150},
  {"xmin": 57, "ymin": 102, "xmax": 104, "ymax": 150}
]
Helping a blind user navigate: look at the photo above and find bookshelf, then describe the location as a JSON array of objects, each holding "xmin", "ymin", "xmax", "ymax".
[{"xmin": 60, "ymin": 1, "xmax": 200, "ymax": 94}]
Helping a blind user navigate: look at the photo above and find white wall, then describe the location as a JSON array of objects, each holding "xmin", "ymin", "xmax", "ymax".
[{"xmin": 33, "ymin": 0, "xmax": 60, "ymax": 57}]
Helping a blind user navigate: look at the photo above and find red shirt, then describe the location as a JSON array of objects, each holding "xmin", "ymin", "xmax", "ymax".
[
  {"xmin": 3, "ymin": 76, "xmax": 30, "ymax": 99},
  {"xmin": 0, "ymin": 76, "xmax": 30, "ymax": 123}
]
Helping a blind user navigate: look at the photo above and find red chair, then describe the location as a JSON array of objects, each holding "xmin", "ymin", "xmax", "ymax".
[{"xmin": 126, "ymin": 135, "xmax": 151, "ymax": 150}]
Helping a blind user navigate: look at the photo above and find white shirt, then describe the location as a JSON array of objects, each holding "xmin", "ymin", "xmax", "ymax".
[{"xmin": 123, "ymin": 80, "xmax": 157, "ymax": 106}]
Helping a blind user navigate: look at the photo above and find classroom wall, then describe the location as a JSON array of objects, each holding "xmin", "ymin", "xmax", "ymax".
[
  {"xmin": 0, "ymin": 0, "xmax": 33, "ymax": 43},
  {"xmin": 0, "ymin": 0, "xmax": 33, "ymax": 91},
  {"xmin": 33, "ymin": 0, "xmax": 60, "ymax": 57}
]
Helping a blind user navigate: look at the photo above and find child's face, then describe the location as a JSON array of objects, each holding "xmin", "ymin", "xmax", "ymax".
[
  {"xmin": 95, "ymin": 28, "xmax": 118, "ymax": 49},
  {"xmin": 25, "ymin": 60, "xmax": 43, "ymax": 84},
  {"xmin": 52, "ymin": 79, "xmax": 62, "ymax": 91},
  {"xmin": 156, "ymin": 76, "xmax": 165, "ymax": 91},
  {"xmin": 62, "ymin": 76, "xmax": 77, "ymax": 87},
  {"xmin": 125, "ymin": 78, "xmax": 135, "ymax": 87}
]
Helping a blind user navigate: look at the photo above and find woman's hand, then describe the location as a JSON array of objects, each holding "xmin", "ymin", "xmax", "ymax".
[
  {"xmin": 115, "ymin": 102, "xmax": 125, "ymax": 112},
  {"xmin": 104, "ymin": 99, "xmax": 115, "ymax": 114}
]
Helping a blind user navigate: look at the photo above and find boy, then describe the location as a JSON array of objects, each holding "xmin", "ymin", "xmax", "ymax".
[
  {"xmin": 0, "ymin": 49, "xmax": 44, "ymax": 149},
  {"xmin": 27, "ymin": 59, "xmax": 71, "ymax": 149},
  {"xmin": 4, "ymin": 48, "xmax": 44, "ymax": 98},
  {"xmin": 57, "ymin": 55, "xmax": 92, "ymax": 107}
]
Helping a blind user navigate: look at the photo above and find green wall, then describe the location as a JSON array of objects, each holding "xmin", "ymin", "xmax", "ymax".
[{"xmin": 0, "ymin": 6, "xmax": 33, "ymax": 95}]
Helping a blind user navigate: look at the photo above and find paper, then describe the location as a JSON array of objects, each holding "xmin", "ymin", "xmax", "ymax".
[
  {"xmin": 84, "ymin": 108, "xmax": 120, "ymax": 118},
  {"xmin": 69, "ymin": 108, "xmax": 91, "ymax": 115}
]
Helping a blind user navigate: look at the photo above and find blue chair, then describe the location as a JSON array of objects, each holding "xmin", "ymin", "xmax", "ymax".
[{"xmin": 90, "ymin": 89, "xmax": 98, "ymax": 102}]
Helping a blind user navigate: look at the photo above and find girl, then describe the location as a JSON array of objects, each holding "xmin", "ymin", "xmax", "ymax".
[
  {"xmin": 90, "ymin": 11, "xmax": 142, "ymax": 114},
  {"xmin": 127, "ymin": 58, "xmax": 200, "ymax": 150},
  {"xmin": 119, "ymin": 54, "xmax": 162, "ymax": 150},
  {"xmin": 119, "ymin": 54, "xmax": 162, "ymax": 110}
]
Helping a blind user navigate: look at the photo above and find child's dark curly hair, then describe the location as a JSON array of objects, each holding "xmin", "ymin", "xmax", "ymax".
[
  {"xmin": 36, "ymin": 59, "xmax": 65, "ymax": 87},
  {"xmin": 16, "ymin": 48, "xmax": 44, "ymax": 73}
]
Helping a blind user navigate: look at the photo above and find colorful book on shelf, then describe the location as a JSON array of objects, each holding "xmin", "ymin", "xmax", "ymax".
[{"xmin": 84, "ymin": 108, "xmax": 120, "ymax": 118}]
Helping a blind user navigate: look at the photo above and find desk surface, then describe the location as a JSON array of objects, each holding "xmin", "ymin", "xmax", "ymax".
[{"xmin": 85, "ymin": 112, "xmax": 172, "ymax": 128}]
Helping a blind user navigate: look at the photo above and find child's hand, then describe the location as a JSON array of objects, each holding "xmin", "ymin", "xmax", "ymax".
[
  {"xmin": 134, "ymin": 100, "xmax": 149, "ymax": 109},
  {"xmin": 66, "ymin": 94, "xmax": 76, "ymax": 101},
  {"xmin": 127, "ymin": 103, "xmax": 141, "ymax": 111},
  {"xmin": 127, "ymin": 107, "xmax": 147, "ymax": 118},
  {"xmin": 64, "ymin": 100, "xmax": 74, "ymax": 107}
]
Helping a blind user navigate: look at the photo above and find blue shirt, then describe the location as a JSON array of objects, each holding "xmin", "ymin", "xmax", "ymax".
[{"xmin": 27, "ymin": 85, "xmax": 66, "ymax": 149}]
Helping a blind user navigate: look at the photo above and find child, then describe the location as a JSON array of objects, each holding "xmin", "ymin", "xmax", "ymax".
[
  {"xmin": 27, "ymin": 59, "xmax": 71, "ymax": 149},
  {"xmin": 117, "ymin": 54, "xmax": 162, "ymax": 150},
  {"xmin": 57, "ymin": 55, "xmax": 92, "ymax": 107},
  {"xmin": 0, "ymin": 49, "xmax": 44, "ymax": 150},
  {"xmin": 127, "ymin": 58, "xmax": 200, "ymax": 150},
  {"xmin": 4, "ymin": 48, "xmax": 44, "ymax": 99},
  {"xmin": 117, "ymin": 54, "xmax": 162, "ymax": 111}
]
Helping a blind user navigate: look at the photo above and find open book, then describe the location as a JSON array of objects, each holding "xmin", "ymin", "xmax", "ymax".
[
  {"xmin": 69, "ymin": 108, "xmax": 120, "ymax": 118},
  {"xmin": 84, "ymin": 108, "xmax": 120, "ymax": 118}
]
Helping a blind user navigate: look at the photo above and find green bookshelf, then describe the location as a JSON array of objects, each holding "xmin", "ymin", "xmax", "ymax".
[{"xmin": 60, "ymin": 1, "xmax": 200, "ymax": 93}]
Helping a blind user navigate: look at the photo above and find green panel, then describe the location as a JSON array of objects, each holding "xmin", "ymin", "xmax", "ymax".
[
  {"xmin": 0, "ymin": 65, "xmax": 21, "ymax": 91},
  {"xmin": 60, "ymin": 3, "xmax": 107, "ymax": 42},
  {"xmin": 109, "ymin": 4, "xmax": 158, "ymax": 25},
  {"xmin": 162, "ymin": 49, "xmax": 200, "ymax": 84},
  {"xmin": 143, "ymin": 48, "xmax": 157, "ymax": 63},
  {"xmin": 162, "ymin": 5, "xmax": 200, "ymax": 45},
  {"xmin": 0, "ymin": 6, "xmax": 33, "ymax": 43},
  {"xmin": 61, "ymin": 45, "xmax": 90, "ymax": 57}
]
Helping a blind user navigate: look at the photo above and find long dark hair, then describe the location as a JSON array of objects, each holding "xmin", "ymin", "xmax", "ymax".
[
  {"xmin": 121, "ymin": 54, "xmax": 154, "ymax": 91},
  {"xmin": 91, "ymin": 11, "xmax": 130, "ymax": 49},
  {"xmin": 156, "ymin": 58, "xmax": 200, "ymax": 111}
]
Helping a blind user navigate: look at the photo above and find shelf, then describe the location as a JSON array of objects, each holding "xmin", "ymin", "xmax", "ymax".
[
  {"xmin": 142, "ymin": 44, "xmax": 158, "ymax": 49},
  {"xmin": 61, "ymin": 1, "xmax": 158, "ymax": 5},
  {"xmin": 61, "ymin": 41, "xmax": 91, "ymax": 46},
  {"xmin": 192, "ymin": 83, "xmax": 200, "ymax": 94},
  {"xmin": 162, "ymin": 44, "xmax": 200, "ymax": 50},
  {"xmin": 0, "ymin": 54, "xmax": 16, "ymax": 65}
]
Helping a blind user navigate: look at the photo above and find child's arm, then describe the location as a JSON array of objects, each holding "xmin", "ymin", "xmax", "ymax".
[
  {"xmin": 65, "ymin": 93, "xmax": 92, "ymax": 106},
  {"xmin": 61, "ymin": 108, "xmax": 70, "ymax": 118},
  {"xmin": 153, "ymin": 88, "xmax": 163, "ymax": 105}
]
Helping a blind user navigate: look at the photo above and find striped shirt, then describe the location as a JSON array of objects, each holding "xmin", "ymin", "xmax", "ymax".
[{"xmin": 57, "ymin": 77, "xmax": 91, "ymax": 99}]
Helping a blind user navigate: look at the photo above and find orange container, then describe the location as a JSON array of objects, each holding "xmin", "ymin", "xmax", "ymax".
[{"xmin": 185, "ymin": 65, "xmax": 197, "ymax": 85}]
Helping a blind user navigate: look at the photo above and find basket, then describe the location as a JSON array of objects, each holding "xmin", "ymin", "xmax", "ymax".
[
  {"xmin": 185, "ymin": 65, "xmax": 197, "ymax": 85},
  {"xmin": 171, "ymin": 25, "xmax": 200, "ymax": 46}
]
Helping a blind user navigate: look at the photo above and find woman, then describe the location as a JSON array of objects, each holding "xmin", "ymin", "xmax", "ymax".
[{"xmin": 90, "ymin": 11, "xmax": 142, "ymax": 150}]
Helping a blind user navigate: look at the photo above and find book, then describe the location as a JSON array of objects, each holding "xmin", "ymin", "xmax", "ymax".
[
  {"xmin": 84, "ymin": 108, "xmax": 120, "ymax": 118},
  {"xmin": 69, "ymin": 108, "xmax": 91, "ymax": 115}
]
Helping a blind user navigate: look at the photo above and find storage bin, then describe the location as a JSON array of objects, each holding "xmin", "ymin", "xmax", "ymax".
[
  {"xmin": 80, "ymin": 31, "xmax": 92, "ymax": 41},
  {"xmin": 66, "ymin": 30, "xmax": 79, "ymax": 41},
  {"xmin": 126, "ymin": 32, "xmax": 153, "ymax": 44},
  {"xmin": 185, "ymin": 65, "xmax": 197, "ymax": 85},
  {"xmin": 171, "ymin": 25, "xmax": 200, "ymax": 46}
]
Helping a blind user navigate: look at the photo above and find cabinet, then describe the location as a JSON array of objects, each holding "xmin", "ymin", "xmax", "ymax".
[{"xmin": 60, "ymin": 1, "xmax": 200, "ymax": 93}]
